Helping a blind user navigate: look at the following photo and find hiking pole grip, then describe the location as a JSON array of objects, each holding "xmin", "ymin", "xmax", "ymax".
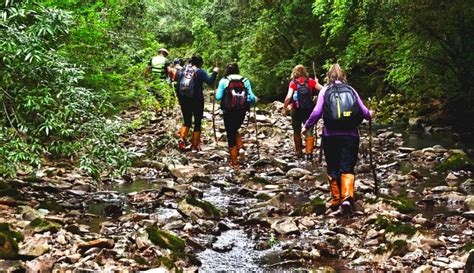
[
  {"xmin": 369, "ymin": 118, "xmax": 378, "ymax": 196},
  {"xmin": 212, "ymin": 60, "xmax": 218, "ymax": 144}
]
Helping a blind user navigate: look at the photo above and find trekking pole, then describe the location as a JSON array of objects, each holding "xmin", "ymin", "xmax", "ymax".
[
  {"xmin": 311, "ymin": 61, "xmax": 320, "ymax": 162},
  {"xmin": 253, "ymin": 104, "xmax": 260, "ymax": 159},
  {"xmin": 212, "ymin": 60, "xmax": 218, "ymax": 144},
  {"xmin": 369, "ymin": 117, "xmax": 378, "ymax": 196}
]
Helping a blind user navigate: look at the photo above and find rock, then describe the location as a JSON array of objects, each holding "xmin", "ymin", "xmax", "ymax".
[
  {"xmin": 286, "ymin": 168, "xmax": 311, "ymax": 179},
  {"xmin": 378, "ymin": 131, "xmax": 394, "ymax": 139},
  {"xmin": 411, "ymin": 150, "xmax": 424, "ymax": 158},
  {"xmin": 446, "ymin": 172, "xmax": 458, "ymax": 181},
  {"xmin": 437, "ymin": 153, "xmax": 473, "ymax": 172},
  {"xmin": 271, "ymin": 218, "xmax": 299, "ymax": 235},
  {"xmin": 18, "ymin": 236, "xmax": 50, "ymax": 257},
  {"xmin": 252, "ymin": 193, "xmax": 286, "ymax": 209},
  {"xmin": 448, "ymin": 260, "xmax": 464, "ymax": 270},
  {"xmin": 408, "ymin": 170, "xmax": 423, "ymax": 181},
  {"xmin": 77, "ymin": 238, "xmax": 114, "ymax": 251},
  {"xmin": 460, "ymin": 178, "xmax": 474, "ymax": 194},
  {"xmin": 465, "ymin": 195, "xmax": 474, "ymax": 211},
  {"xmin": 0, "ymin": 223, "xmax": 23, "ymax": 259},
  {"xmin": 146, "ymin": 226, "xmax": 185, "ymax": 253},
  {"xmin": 25, "ymin": 254, "xmax": 56, "ymax": 272},
  {"xmin": 178, "ymin": 196, "xmax": 221, "ymax": 219},
  {"xmin": 20, "ymin": 206, "xmax": 45, "ymax": 221},
  {"xmin": 432, "ymin": 186, "xmax": 452, "ymax": 193},
  {"xmin": 409, "ymin": 117, "xmax": 422, "ymax": 127},
  {"xmin": 0, "ymin": 180, "xmax": 20, "ymax": 198},
  {"xmin": 24, "ymin": 218, "xmax": 61, "ymax": 235},
  {"xmin": 399, "ymin": 147, "xmax": 416, "ymax": 153},
  {"xmin": 291, "ymin": 198, "xmax": 325, "ymax": 216},
  {"xmin": 413, "ymin": 265, "xmax": 432, "ymax": 273}
]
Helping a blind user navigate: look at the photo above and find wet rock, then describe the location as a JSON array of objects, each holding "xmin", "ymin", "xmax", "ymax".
[
  {"xmin": 252, "ymin": 193, "xmax": 286, "ymax": 209},
  {"xmin": 460, "ymin": 178, "xmax": 474, "ymax": 194},
  {"xmin": 0, "ymin": 223, "xmax": 23, "ymax": 259},
  {"xmin": 291, "ymin": 197, "xmax": 325, "ymax": 216},
  {"xmin": 18, "ymin": 236, "xmax": 50, "ymax": 257},
  {"xmin": 409, "ymin": 118, "xmax": 422, "ymax": 127},
  {"xmin": 286, "ymin": 168, "xmax": 311, "ymax": 179},
  {"xmin": 77, "ymin": 238, "xmax": 114, "ymax": 252},
  {"xmin": 178, "ymin": 196, "xmax": 221, "ymax": 219},
  {"xmin": 0, "ymin": 260, "xmax": 24, "ymax": 272},
  {"xmin": 146, "ymin": 226, "xmax": 185, "ymax": 252},
  {"xmin": 432, "ymin": 186, "xmax": 452, "ymax": 193},
  {"xmin": 465, "ymin": 195, "xmax": 474, "ymax": 211},
  {"xmin": 408, "ymin": 170, "xmax": 424, "ymax": 181},
  {"xmin": 20, "ymin": 206, "xmax": 46, "ymax": 221},
  {"xmin": 399, "ymin": 147, "xmax": 416, "ymax": 153},
  {"xmin": 24, "ymin": 218, "xmax": 61, "ymax": 235},
  {"xmin": 271, "ymin": 218, "xmax": 299, "ymax": 235},
  {"xmin": 437, "ymin": 152, "xmax": 473, "ymax": 172}
]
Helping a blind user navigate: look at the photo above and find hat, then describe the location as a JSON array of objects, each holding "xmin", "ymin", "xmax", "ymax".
[{"xmin": 158, "ymin": 48, "xmax": 169, "ymax": 55}]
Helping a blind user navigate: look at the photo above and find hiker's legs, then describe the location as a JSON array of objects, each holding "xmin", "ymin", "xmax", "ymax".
[
  {"xmin": 301, "ymin": 109, "xmax": 315, "ymax": 159},
  {"xmin": 191, "ymin": 100, "xmax": 204, "ymax": 150},
  {"xmin": 291, "ymin": 110, "xmax": 304, "ymax": 156},
  {"xmin": 235, "ymin": 112, "xmax": 246, "ymax": 151},
  {"xmin": 180, "ymin": 99, "xmax": 193, "ymax": 128},
  {"xmin": 323, "ymin": 135, "xmax": 343, "ymax": 209},
  {"xmin": 223, "ymin": 111, "xmax": 245, "ymax": 148},
  {"xmin": 339, "ymin": 136, "xmax": 359, "ymax": 204}
]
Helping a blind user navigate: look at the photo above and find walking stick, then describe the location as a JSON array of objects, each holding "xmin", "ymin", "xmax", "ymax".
[
  {"xmin": 253, "ymin": 104, "xmax": 260, "ymax": 159},
  {"xmin": 369, "ymin": 118, "xmax": 378, "ymax": 196},
  {"xmin": 212, "ymin": 60, "xmax": 218, "ymax": 144},
  {"xmin": 311, "ymin": 61, "xmax": 320, "ymax": 163}
]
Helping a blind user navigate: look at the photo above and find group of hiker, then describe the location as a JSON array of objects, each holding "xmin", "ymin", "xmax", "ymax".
[{"xmin": 146, "ymin": 48, "xmax": 373, "ymax": 213}]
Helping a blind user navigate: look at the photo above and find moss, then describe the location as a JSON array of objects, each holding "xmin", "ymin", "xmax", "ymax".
[
  {"xmin": 385, "ymin": 223, "xmax": 417, "ymax": 236},
  {"xmin": 379, "ymin": 194, "xmax": 416, "ymax": 214},
  {"xmin": 390, "ymin": 239, "xmax": 408, "ymax": 256},
  {"xmin": 0, "ymin": 180, "xmax": 20, "ymax": 198},
  {"xmin": 463, "ymin": 240, "xmax": 474, "ymax": 252},
  {"xmin": 374, "ymin": 244, "xmax": 388, "ymax": 255},
  {"xmin": 374, "ymin": 215, "xmax": 392, "ymax": 230},
  {"xmin": 290, "ymin": 197, "xmax": 326, "ymax": 216},
  {"xmin": 0, "ymin": 223, "xmax": 23, "ymax": 259},
  {"xmin": 185, "ymin": 196, "xmax": 221, "ymax": 218},
  {"xmin": 252, "ymin": 176, "xmax": 270, "ymax": 184},
  {"xmin": 146, "ymin": 227, "xmax": 186, "ymax": 253},
  {"xmin": 26, "ymin": 218, "xmax": 61, "ymax": 234},
  {"xmin": 255, "ymin": 192, "xmax": 271, "ymax": 201},
  {"xmin": 134, "ymin": 255, "xmax": 149, "ymax": 265},
  {"xmin": 437, "ymin": 153, "xmax": 474, "ymax": 172}
]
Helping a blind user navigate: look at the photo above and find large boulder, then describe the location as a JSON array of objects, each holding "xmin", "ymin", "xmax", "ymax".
[
  {"xmin": 271, "ymin": 218, "xmax": 299, "ymax": 235},
  {"xmin": 18, "ymin": 236, "xmax": 50, "ymax": 257},
  {"xmin": 0, "ymin": 223, "xmax": 24, "ymax": 259}
]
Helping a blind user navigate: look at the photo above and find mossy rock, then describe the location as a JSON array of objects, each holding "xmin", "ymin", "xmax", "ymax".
[
  {"xmin": 146, "ymin": 227, "xmax": 185, "ymax": 253},
  {"xmin": 389, "ymin": 239, "xmax": 408, "ymax": 257},
  {"xmin": 437, "ymin": 153, "xmax": 474, "ymax": 172},
  {"xmin": 0, "ymin": 180, "xmax": 20, "ymax": 198},
  {"xmin": 379, "ymin": 194, "xmax": 416, "ymax": 214},
  {"xmin": 463, "ymin": 240, "xmax": 474, "ymax": 252},
  {"xmin": 291, "ymin": 197, "xmax": 326, "ymax": 216},
  {"xmin": 0, "ymin": 223, "xmax": 24, "ymax": 259},
  {"xmin": 372, "ymin": 215, "xmax": 416, "ymax": 236},
  {"xmin": 182, "ymin": 196, "xmax": 221, "ymax": 219},
  {"xmin": 25, "ymin": 218, "xmax": 61, "ymax": 235},
  {"xmin": 255, "ymin": 192, "xmax": 271, "ymax": 201}
]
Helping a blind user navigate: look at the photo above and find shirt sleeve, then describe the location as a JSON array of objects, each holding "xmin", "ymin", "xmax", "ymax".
[
  {"xmin": 199, "ymin": 69, "xmax": 217, "ymax": 85},
  {"xmin": 351, "ymin": 87, "xmax": 372, "ymax": 120},
  {"xmin": 288, "ymin": 80, "xmax": 296, "ymax": 90},
  {"xmin": 304, "ymin": 86, "xmax": 327, "ymax": 129},
  {"xmin": 244, "ymin": 79, "xmax": 256, "ymax": 104},
  {"xmin": 309, "ymin": 79, "xmax": 318, "ymax": 96},
  {"xmin": 216, "ymin": 78, "xmax": 227, "ymax": 101}
]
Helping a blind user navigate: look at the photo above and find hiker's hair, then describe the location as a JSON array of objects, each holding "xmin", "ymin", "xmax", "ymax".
[
  {"xmin": 191, "ymin": 55, "xmax": 204, "ymax": 68},
  {"xmin": 291, "ymin": 65, "xmax": 308, "ymax": 79},
  {"xmin": 326, "ymin": 63, "xmax": 347, "ymax": 84},
  {"xmin": 224, "ymin": 63, "xmax": 240, "ymax": 76}
]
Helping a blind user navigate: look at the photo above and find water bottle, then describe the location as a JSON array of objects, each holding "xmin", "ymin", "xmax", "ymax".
[{"xmin": 293, "ymin": 90, "xmax": 299, "ymax": 108}]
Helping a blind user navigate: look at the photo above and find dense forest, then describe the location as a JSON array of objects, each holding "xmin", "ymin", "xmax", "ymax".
[{"xmin": 1, "ymin": 0, "xmax": 473, "ymax": 176}]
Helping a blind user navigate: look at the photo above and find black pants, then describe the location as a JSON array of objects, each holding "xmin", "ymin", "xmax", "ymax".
[
  {"xmin": 223, "ymin": 111, "xmax": 246, "ymax": 148},
  {"xmin": 291, "ymin": 109, "xmax": 313, "ymax": 136},
  {"xmin": 179, "ymin": 98, "xmax": 204, "ymax": 132},
  {"xmin": 323, "ymin": 135, "xmax": 359, "ymax": 180}
]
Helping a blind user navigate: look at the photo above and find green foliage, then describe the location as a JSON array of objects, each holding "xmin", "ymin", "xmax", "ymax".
[{"xmin": 0, "ymin": 223, "xmax": 24, "ymax": 259}]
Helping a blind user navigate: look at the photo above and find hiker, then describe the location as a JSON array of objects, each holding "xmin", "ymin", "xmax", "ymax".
[
  {"xmin": 169, "ymin": 58, "xmax": 183, "ymax": 81},
  {"xmin": 216, "ymin": 63, "xmax": 256, "ymax": 168},
  {"xmin": 176, "ymin": 56, "xmax": 219, "ymax": 151},
  {"xmin": 145, "ymin": 48, "xmax": 172, "ymax": 81},
  {"xmin": 282, "ymin": 65, "xmax": 323, "ymax": 159},
  {"xmin": 302, "ymin": 64, "xmax": 373, "ymax": 213}
]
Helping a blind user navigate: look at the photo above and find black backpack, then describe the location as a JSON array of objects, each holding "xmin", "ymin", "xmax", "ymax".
[
  {"xmin": 221, "ymin": 76, "xmax": 250, "ymax": 111},
  {"xmin": 178, "ymin": 65, "xmax": 196, "ymax": 98},
  {"xmin": 323, "ymin": 83, "xmax": 363, "ymax": 129},
  {"xmin": 292, "ymin": 79, "xmax": 314, "ymax": 109}
]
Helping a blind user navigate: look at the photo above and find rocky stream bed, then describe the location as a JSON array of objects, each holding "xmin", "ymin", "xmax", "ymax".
[{"xmin": 1, "ymin": 101, "xmax": 473, "ymax": 272}]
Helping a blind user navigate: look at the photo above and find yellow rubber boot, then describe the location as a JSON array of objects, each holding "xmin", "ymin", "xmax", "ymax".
[
  {"xmin": 327, "ymin": 175, "xmax": 341, "ymax": 211},
  {"xmin": 305, "ymin": 136, "xmax": 315, "ymax": 160},
  {"xmin": 293, "ymin": 134, "xmax": 303, "ymax": 157},
  {"xmin": 229, "ymin": 146, "xmax": 239, "ymax": 169},
  {"xmin": 191, "ymin": 131, "xmax": 201, "ymax": 151}
]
